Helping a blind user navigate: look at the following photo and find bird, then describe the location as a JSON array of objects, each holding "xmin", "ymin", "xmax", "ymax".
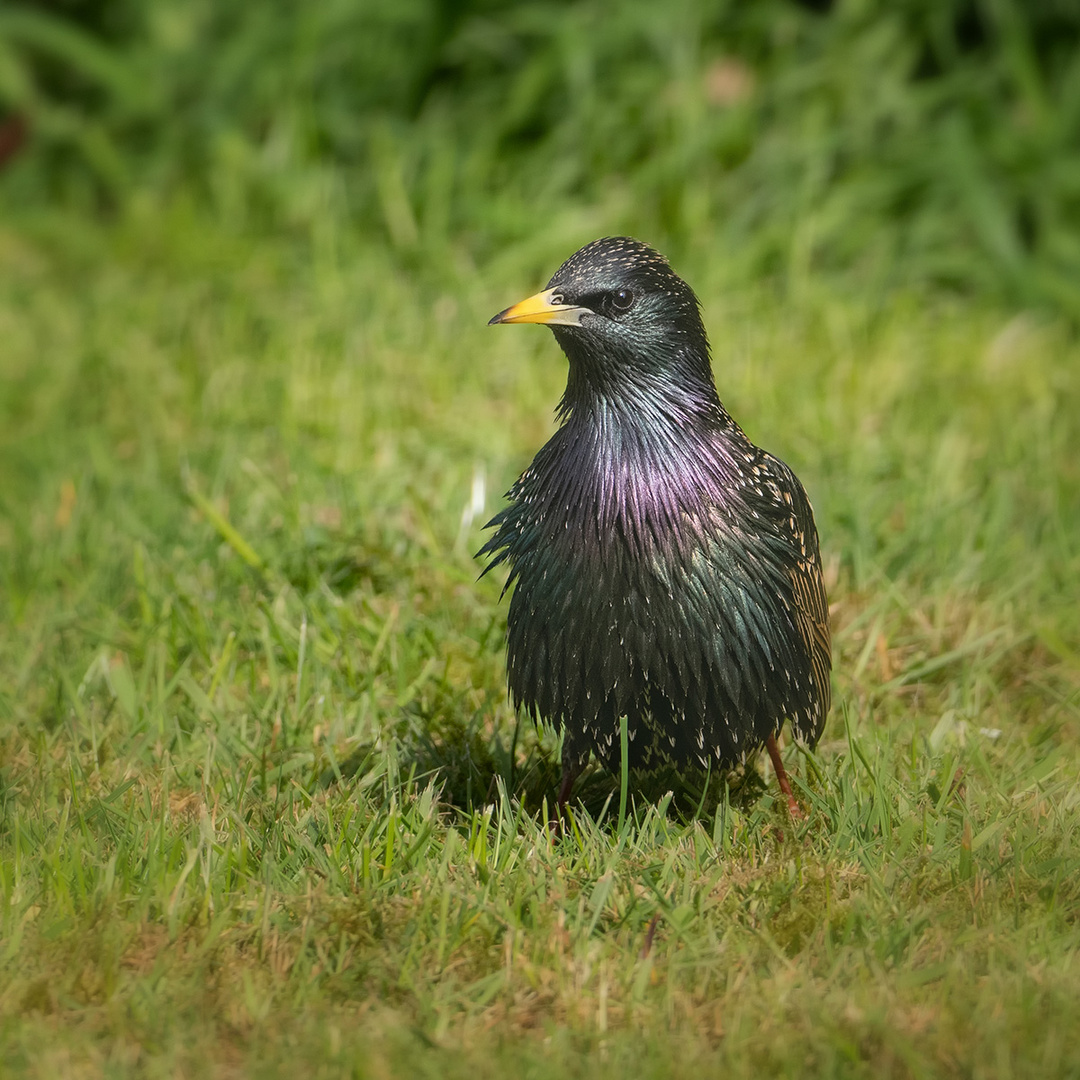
[{"xmin": 480, "ymin": 237, "xmax": 830, "ymax": 817}]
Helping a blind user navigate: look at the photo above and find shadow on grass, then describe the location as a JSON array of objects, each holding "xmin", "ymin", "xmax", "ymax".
[{"xmin": 320, "ymin": 713, "xmax": 769, "ymax": 825}]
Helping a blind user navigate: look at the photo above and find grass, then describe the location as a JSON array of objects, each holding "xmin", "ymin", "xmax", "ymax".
[
  {"xmin": 6, "ymin": 0, "xmax": 1080, "ymax": 314},
  {"xmin": 1, "ymin": 203, "xmax": 1079, "ymax": 1078}
]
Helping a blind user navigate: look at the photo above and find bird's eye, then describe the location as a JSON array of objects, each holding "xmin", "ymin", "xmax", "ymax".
[{"xmin": 608, "ymin": 289, "xmax": 634, "ymax": 313}]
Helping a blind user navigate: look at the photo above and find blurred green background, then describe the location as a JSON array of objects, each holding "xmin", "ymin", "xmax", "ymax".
[
  {"xmin": 4, "ymin": 0, "xmax": 1080, "ymax": 308},
  {"xmin": 3, "ymin": 4, "xmax": 1080, "ymax": 1075}
]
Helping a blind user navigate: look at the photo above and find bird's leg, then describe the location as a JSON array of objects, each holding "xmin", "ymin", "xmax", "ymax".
[
  {"xmin": 766, "ymin": 733, "xmax": 804, "ymax": 820},
  {"xmin": 558, "ymin": 757, "xmax": 586, "ymax": 814},
  {"xmin": 557, "ymin": 765, "xmax": 577, "ymax": 811},
  {"xmin": 640, "ymin": 913, "xmax": 661, "ymax": 960},
  {"xmin": 549, "ymin": 758, "xmax": 583, "ymax": 835}
]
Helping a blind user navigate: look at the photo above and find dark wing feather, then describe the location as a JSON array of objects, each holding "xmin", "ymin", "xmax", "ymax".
[{"xmin": 751, "ymin": 452, "xmax": 831, "ymax": 743}]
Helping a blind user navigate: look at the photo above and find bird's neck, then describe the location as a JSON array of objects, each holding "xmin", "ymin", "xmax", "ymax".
[
  {"xmin": 531, "ymin": 343, "xmax": 752, "ymax": 547},
  {"xmin": 556, "ymin": 338, "xmax": 724, "ymax": 438}
]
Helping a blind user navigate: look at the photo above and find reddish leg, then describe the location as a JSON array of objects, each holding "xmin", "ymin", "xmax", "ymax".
[
  {"xmin": 557, "ymin": 761, "xmax": 580, "ymax": 812},
  {"xmin": 549, "ymin": 759, "xmax": 584, "ymax": 835},
  {"xmin": 640, "ymin": 913, "xmax": 661, "ymax": 959},
  {"xmin": 766, "ymin": 733, "xmax": 804, "ymax": 820}
]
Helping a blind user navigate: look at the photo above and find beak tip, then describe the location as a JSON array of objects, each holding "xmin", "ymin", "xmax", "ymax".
[{"xmin": 488, "ymin": 310, "xmax": 507, "ymax": 326}]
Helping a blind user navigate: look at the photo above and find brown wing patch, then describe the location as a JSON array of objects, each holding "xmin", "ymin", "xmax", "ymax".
[
  {"xmin": 756, "ymin": 451, "xmax": 832, "ymax": 744},
  {"xmin": 789, "ymin": 552, "xmax": 831, "ymax": 742}
]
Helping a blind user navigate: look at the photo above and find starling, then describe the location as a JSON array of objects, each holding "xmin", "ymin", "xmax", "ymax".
[{"xmin": 481, "ymin": 237, "xmax": 830, "ymax": 815}]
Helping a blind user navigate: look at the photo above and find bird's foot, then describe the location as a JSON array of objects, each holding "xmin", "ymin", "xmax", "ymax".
[{"xmin": 782, "ymin": 790, "xmax": 806, "ymax": 821}]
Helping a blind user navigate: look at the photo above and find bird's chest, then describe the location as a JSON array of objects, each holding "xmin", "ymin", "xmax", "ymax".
[{"xmin": 504, "ymin": 472, "xmax": 704, "ymax": 660}]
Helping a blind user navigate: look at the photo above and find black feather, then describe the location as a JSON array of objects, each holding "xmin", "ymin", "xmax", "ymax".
[{"xmin": 480, "ymin": 237, "xmax": 831, "ymax": 789}]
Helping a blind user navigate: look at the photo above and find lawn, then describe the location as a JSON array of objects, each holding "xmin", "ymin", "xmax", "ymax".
[{"xmin": 1, "ymin": 204, "xmax": 1078, "ymax": 1078}]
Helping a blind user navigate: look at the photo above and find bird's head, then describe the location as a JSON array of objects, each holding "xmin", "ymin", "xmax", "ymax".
[{"xmin": 489, "ymin": 237, "xmax": 715, "ymax": 415}]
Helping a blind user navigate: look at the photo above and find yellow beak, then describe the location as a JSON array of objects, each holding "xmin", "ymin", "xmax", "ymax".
[{"xmin": 489, "ymin": 287, "xmax": 591, "ymax": 327}]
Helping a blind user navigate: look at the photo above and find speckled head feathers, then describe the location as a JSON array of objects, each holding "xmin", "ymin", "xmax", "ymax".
[
  {"xmin": 547, "ymin": 236, "xmax": 679, "ymax": 292},
  {"xmin": 548, "ymin": 237, "xmax": 703, "ymax": 337},
  {"xmin": 513, "ymin": 237, "xmax": 715, "ymax": 409}
]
